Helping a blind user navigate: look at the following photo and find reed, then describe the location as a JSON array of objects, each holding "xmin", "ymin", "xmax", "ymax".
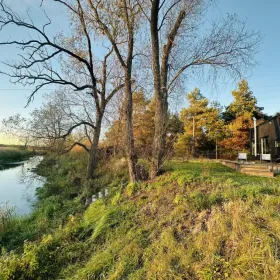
[{"xmin": 0, "ymin": 147, "xmax": 32, "ymax": 164}]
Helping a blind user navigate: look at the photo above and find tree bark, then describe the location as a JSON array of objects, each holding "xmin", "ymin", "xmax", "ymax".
[
  {"xmin": 150, "ymin": 92, "xmax": 168, "ymax": 178},
  {"xmin": 122, "ymin": 0, "xmax": 138, "ymax": 182},
  {"xmin": 87, "ymin": 114, "xmax": 102, "ymax": 179},
  {"xmin": 149, "ymin": 0, "xmax": 162, "ymax": 179},
  {"xmin": 216, "ymin": 140, "xmax": 218, "ymax": 160},
  {"xmin": 124, "ymin": 74, "xmax": 137, "ymax": 182}
]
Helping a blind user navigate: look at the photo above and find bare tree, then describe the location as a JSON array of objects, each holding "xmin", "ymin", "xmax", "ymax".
[
  {"xmin": 86, "ymin": 0, "xmax": 142, "ymax": 182},
  {"xmin": 0, "ymin": 0, "xmax": 124, "ymax": 179},
  {"xmin": 2, "ymin": 114, "xmax": 32, "ymax": 148},
  {"xmin": 141, "ymin": 0, "xmax": 261, "ymax": 178}
]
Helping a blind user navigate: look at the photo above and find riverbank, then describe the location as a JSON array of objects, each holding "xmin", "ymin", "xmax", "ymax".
[
  {"xmin": 1, "ymin": 155, "xmax": 280, "ymax": 279},
  {"xmin": 0, "ymin": 147, "xmax": 33, "ymax": 166},
  {"xmin": 0, "ymin": 152, "xmax": 109, "ymax": 252},
  {"xmin": 0, "ymin": 156, "xmax": 44, "ymax": 215}
]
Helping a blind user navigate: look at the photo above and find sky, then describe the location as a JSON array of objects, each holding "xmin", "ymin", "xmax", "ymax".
[
  {"xmin": 0, "ymin": 0, "xmax": 280, "ymax": 144},
  {"xmin": 192, "ymin": 0, "xmax": 280, "ymax": 115}
]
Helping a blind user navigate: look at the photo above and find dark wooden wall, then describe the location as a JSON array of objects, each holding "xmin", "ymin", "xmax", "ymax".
[{"xmin": 254, "ymin": 116, "xmax": 280, "ymax": 158}]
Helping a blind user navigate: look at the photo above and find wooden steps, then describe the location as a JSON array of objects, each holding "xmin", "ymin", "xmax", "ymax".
[
  {"xmin": 222, "ymin": 160, "xmax": 276, "ymax": 178},
  {"xmin": 240, "ymin": 165, "xmax": 275, "ymax": 177}
]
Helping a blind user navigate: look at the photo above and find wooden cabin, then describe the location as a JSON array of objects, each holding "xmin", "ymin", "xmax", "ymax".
[{"xmin": 250, "ymin": 115, "xmax": 280, "ymax": 161}]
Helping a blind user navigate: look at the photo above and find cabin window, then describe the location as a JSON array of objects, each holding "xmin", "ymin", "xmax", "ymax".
[{"xmin": 275, "ymin": 140, "xmax": 280, "ymax": 148}]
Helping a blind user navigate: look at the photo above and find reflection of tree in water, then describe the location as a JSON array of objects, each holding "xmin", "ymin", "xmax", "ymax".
[{"xmin": 17, "ymin": 156, "xmax": 45, "ymax": 205}]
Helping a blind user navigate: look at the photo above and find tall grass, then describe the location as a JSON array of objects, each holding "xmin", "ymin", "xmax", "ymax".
[
  {"xmin": 0, "ymin": 203, "xmax": 15, "ymax": 232},
  {"xmin": 1, "ymin": 158, "xmax": 280, "ymax": 279},
  {"xmin": 0, "ymin": 147, "xmax": 32, "ymax": 164}
]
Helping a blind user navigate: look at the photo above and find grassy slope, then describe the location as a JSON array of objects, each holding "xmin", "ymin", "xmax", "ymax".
[{"xmin": 1, "ymin": 158, "xmax": 280, "ymax": 279}]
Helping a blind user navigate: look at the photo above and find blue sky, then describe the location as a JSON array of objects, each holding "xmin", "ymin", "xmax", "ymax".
[
  {"xmin": 191, "ymin": 0, "xmax": 280, "ymax": 115},
  {"xmin": 0, "ymin": 0, "xmax": 67, "ymax": 118},
  {"xmin": 0, "ymin": 0, "xmax": 280, "ymax": 143}
]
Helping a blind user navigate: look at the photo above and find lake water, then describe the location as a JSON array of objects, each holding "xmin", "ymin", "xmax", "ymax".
[{"xmin": 0, "ymin": 156, "xmax": 44, "ymax": 215}]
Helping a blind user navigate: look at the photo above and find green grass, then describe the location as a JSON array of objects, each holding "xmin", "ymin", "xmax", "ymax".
[
  {"xmin": 167, "ymin": 159, "xmax": 280, "ymax": 184},
  {"xmin": 0, "ymin": 153, "xmax": 128, "ymax": 252},
  {"xmin": 1, "ymin": 157, "xmax": 280, "ymax": 279}
]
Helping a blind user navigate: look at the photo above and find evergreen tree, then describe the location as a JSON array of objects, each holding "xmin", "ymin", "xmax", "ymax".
[
  {"xmin": 175, "ymin": 88, "xmax": 224, "ymax": 158},
  {"xmin": 222, "ymin": 79, "xmax": 264, "ymax": 122},
  {"xmin": 205, "ymin": 102, "xmax": 227, "ymax": 159},
  {"xmin": 221, "ymin": 80, "xmax": 264, "ymax": 152}
]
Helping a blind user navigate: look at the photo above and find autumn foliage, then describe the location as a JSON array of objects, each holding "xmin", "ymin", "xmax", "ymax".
[{"xmin": 173, "ymin": 80, "xmax": 267, "ymax": 159}]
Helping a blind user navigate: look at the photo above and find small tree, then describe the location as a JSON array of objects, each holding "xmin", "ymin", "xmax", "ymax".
[
  {"xmin": 180, "ymin": 88, "xmax": 212, "ymax": 156},
  {"xmin": 176, "ymin": 89, "xmax": 226, "ymax": 159},
  {"xmin": 174, "ymin": 134, "xmax": 193, "ymax": 161},
  {"xmin": 205, "ymin": 102, "xmax": 227, "ymax": 159},
  {"xmin": 2, "ymin": 114, "xmax": 31, "ymax": 148}
]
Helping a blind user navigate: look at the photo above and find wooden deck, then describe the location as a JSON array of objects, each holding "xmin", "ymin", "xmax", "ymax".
[{"xmin": 221, "ymin": 160, "xmax": 280, "ymax": 178}]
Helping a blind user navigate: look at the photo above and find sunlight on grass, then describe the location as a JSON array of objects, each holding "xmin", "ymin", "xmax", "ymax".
[{"xmin": 1, "ymin": 159, "xmax": 280, "ymax": 279}]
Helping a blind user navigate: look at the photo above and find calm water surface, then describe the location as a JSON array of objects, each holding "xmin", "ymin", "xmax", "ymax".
[{"xmin": 0, "ymin": 156, "xmax": 44, "ymax": 214}]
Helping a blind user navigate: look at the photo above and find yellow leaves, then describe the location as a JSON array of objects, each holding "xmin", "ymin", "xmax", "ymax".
[
  {"xmin": 221, "ymin": 112, "xmax": 253, "ymax": 151},
  {"xmin": 230, "ymin": 79, "xmax": 259, "ymax": 117},
  {"xmin": 104, "ymin": 91, "xmax": 155, "ymax": 155},
  {"xmin": 41, "ymin": 234, "xmax": 53, "ymax": 245}
]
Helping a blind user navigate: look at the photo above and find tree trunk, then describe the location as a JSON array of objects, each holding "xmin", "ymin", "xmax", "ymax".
[
  {"xmin": 149, "ymin": 0, "xmax": 163, "ymax": 179},
  {"xmin": 87, "ymin": 115, "xmax": 102, "ymax": 179},
  {"xmin": 124, "ymin": 75, "xmax": 137, "ymax": 183},
  {"xmin": 123, "ymin": 5, "xmax": 138, "ymax": 183},
  {"xmin": 150, "ymin": 93, "xmax": 168, "ymax": 178},
  {"xmin": 216, "ymin": 140, "xmax": 218, "ymax": 160},
  {"xmin": 192, "ymin": 116, "xmax": 195, "ymax": 157}
]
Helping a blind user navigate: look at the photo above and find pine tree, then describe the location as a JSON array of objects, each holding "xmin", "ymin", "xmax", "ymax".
[
  {"xmin": 177, "ymin": 88, "xmax": 216, "ymax": 157},
  {"xmin": 221, "ymin": 80, "xmax": 264, "ymax": 152}
]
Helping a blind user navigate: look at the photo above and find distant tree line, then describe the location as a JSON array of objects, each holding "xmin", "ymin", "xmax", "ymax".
[{"xmin": 173, "ymin": 79, "xmax": 271, "ymax": 160}]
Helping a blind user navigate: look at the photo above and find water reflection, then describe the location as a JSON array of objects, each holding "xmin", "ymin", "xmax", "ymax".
[{"xmin": 0, "ymin": 156, "xmax": 44, "ymax": 215}]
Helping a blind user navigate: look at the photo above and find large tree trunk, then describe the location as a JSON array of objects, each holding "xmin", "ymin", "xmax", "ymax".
[
  {"xmin": 123, "ymin": 2, "xmax": 138, "ymax": 183},
  {"xmin": 150, "ymin": 4, "xmax": 186, "ymax": 178},
  {"xmin": 150, "ymin": 29, "xmax": 172, "ymax": 177},
  {"xmin": 124, "ymin": 74, "xmax": 137, "ymax": 183},
  {"xmin": 87, "ymin": 115, "xmax": 102, "ymax": 179},
  {"xmin": 150, "ymin": 93, "xmax": 168, "ymax": 178},
  {"xmin": 149, "ymin": 0, "xmax": 162, "ymax": 179}
]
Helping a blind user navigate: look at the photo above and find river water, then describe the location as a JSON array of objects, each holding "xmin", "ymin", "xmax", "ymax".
[{"xmin": 0, "ymin": 156, "xmax": 44, "ymax": 215}]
